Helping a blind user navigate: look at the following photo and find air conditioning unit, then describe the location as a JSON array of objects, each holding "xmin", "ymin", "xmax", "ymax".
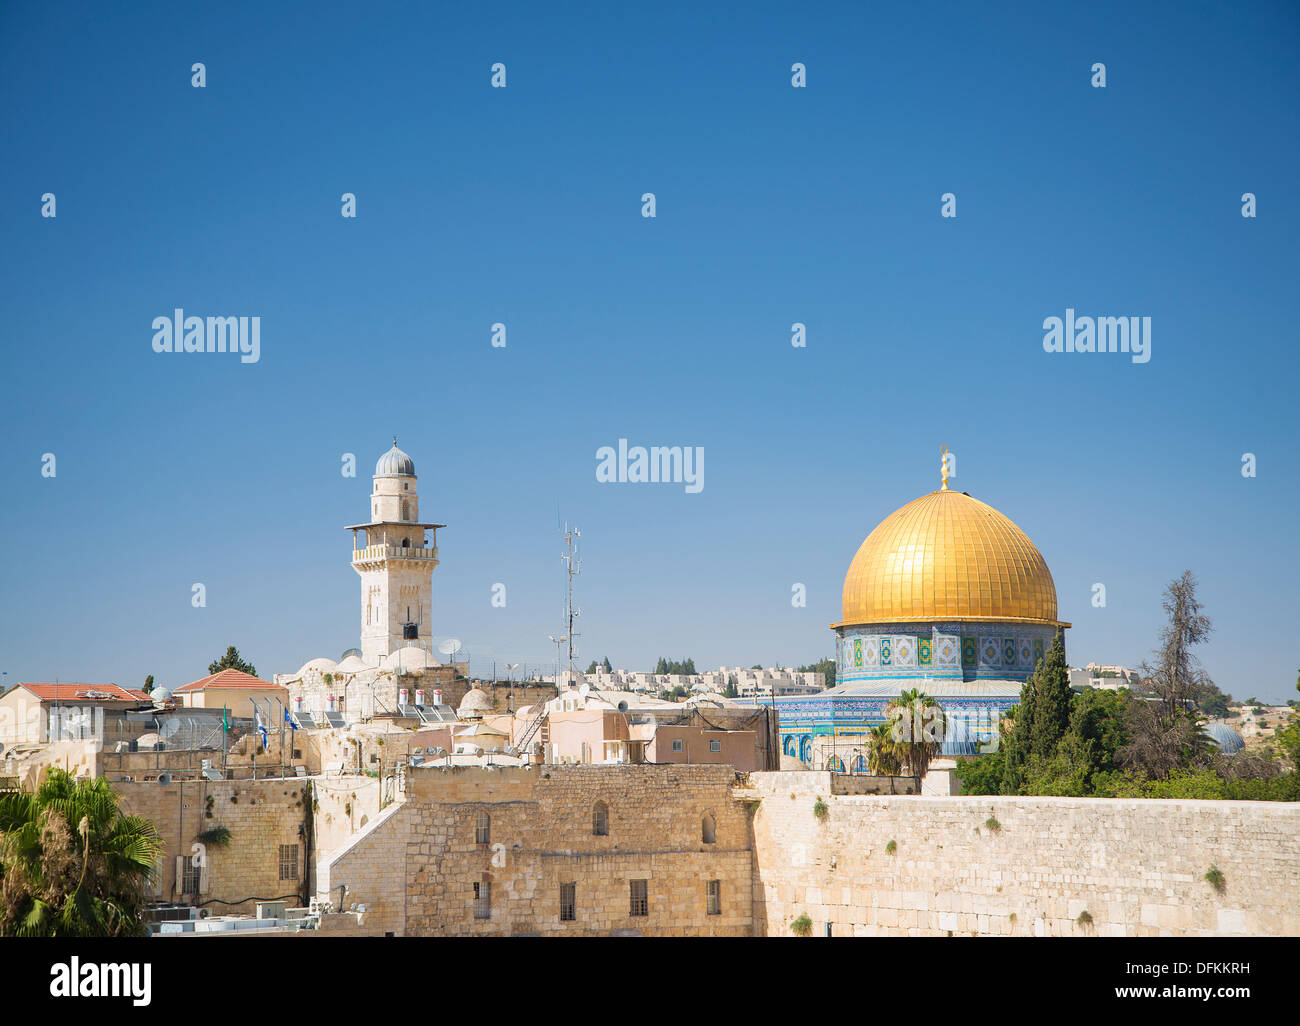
[{"xmin": 257, "ymin": 901, "xmax": 287, "ymax": 920}]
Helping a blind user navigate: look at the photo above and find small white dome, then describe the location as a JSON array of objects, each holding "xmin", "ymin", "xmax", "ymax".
[
  {"xmin": 457, "ymin": 687, "xmax": 493, "ymax": 716},
  {"xmin": 152, "ymin": 687, "xmax": 172, "ymax": 703},
  {"xmin": 297, "ymin": 657, "xmax": 338, "ymax": 677},
  {"xmin": 382, "ymin": 646, "xmax": 442, "ymax": 670},
  {"xmin": 336, "ymin": 655, "xmax": 370, "ymax": 673}
]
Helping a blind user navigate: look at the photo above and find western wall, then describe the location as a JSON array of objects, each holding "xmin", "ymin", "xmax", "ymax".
[{"xmin": 744, "ymin": 771, "xmax": 1300, "ymax": 937}]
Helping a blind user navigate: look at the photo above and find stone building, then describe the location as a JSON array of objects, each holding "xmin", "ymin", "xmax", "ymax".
[
  {"xmin": 320, "ymin": 764, "xmax": 754, "ymax": 936},
  {"xmin": 0, "ymin": 682, "xmax": 152, "ymax": 747},
  {"xmin": 173, "ymin": 667, "xmax": 288, "ymax": 720},
  {"xmin": 276, "ymin": 441, "xmax": 465, "ymax": 722}
]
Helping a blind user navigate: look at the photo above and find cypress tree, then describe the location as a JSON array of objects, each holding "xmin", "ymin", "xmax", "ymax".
[{"xmin": 1029, "ymin": 630, "xmax": 1073, "ymax": 759}]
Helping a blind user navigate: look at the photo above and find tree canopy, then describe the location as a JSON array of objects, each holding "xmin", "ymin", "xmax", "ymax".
[
  {"xmin": 208, "ymin": 645, "xmax": 256, "ymax": 676},
  {"xmin": 0, "ymin": 769, "xmax": 164, "ymax": 937}
]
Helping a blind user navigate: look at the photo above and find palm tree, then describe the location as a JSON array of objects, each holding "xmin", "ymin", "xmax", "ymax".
[
  {"xmin": 0, "ymin": 768, "xmax": 163, "ymax": 936},
  {"xmin": 866, "ymin": 723, "xmax": 902, "ymax": 775},
  {"xmin": 887, "ymin": 688, "xmax": 948, "ymax": 779}
]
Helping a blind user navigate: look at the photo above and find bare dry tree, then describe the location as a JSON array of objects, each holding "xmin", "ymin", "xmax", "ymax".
[{"xmin": 1119, "ymin": 571, "xmax": 1214, "ymax": 777}]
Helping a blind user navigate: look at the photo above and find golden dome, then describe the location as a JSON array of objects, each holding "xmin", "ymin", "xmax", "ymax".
[{"xmin": 838, "ymin": 488, "xmax": 1064, "ymax": 628}]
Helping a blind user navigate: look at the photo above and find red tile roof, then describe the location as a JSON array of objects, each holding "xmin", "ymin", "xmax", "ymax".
[
  {"xmin": 174, "ymin": 668, "xmax": 286, "ymax": 693},
  {"xmin": 17, "ymin": 682, "xmax": 148, "ymax": 703}
]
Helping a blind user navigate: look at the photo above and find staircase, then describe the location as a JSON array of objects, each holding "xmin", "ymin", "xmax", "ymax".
[{"xmin": 514, "ymin": 705, "xmax": 548, "ymax": 755}]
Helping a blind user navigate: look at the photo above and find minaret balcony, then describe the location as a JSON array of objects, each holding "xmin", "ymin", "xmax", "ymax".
[{"xmin": 351, "ymin": 544, "xmax": 440, "ymax": 566}]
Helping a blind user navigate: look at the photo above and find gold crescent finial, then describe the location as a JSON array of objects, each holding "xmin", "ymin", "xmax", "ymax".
[{"xmin": 940, "ymin": 445, "xmax": 949, "ymax": 490}]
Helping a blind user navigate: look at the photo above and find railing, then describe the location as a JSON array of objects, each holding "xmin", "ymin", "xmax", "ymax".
[
  {"xmin": 514, "ymin": 706, "xmax": 548, "ymax": 754},
  {"xmin": 351, "ymin": 544, "xmax": 439, "ymax": 562}
]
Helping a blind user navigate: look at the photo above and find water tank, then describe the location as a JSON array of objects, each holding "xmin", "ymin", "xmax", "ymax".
[
  {"xmin": 293, "ymin": 696, "xmax": 303, "ymax": 713},
  {"xmin": 432, "ymin": 690, "xmax": 443, "ymax": 706},
  {"xmin": 399, "ymin": 688, "xmax": 410, "ymax": 706},
  {"xmin": 415, "ymin": 689, "xmax": 425, "ymax": 706},
  {"xmin": 326, "ymin": 695, "xmax": 336, "ymax": 711}
]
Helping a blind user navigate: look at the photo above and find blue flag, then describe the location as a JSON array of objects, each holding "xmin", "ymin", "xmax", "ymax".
[
  {"xmin": 285, "ymin": 708, "xmax": 296, "ymax": 731},
  {"xmin": 255, "ymin": 709, "xmax": 268, "ymax": 748}
]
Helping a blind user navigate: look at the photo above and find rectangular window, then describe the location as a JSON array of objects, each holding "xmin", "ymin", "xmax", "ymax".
[
  {"xmin": 560, "ymin": 882, "xmax": 576, "ymax": 922},
  {"xmin": 671, "ymin": 739, "xmax": 683, "ymax": 753},
  {"xmin": 474, "ymin": 880, "xmax": 491, "ymax": 919},
  {"xmin": 707, "ymin": 879, "xmax": 721, "ymax": 915},
  {"xmin": 181, "ymin": 855, "xmax": 200, "ymax": 895},
  {"xmin": 709, "ymin": 740, "xmax": 722, "ymax": 753},
  {"xmin": 278, "ymin": 844, "xmax": 299, "ymax": 881},
  {"xmin": 475, "ymin": 812, "xmax": 490, "ymax": 845},
  {"xmin": 629, "ymin": 879, "xmax": 648, "ymax": 917}
]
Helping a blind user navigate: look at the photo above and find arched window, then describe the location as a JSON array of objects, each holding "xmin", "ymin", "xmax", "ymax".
[
  {"xmin": 592, "ymin": 801, "xmax": 609, "ymax": 836},
  {"xmin": 401, "ymin": 500, "xmax": 411, "ymax": 521},
  {"xmin": 798, "ymin": 736, "xmax": 812, "ymax": 763},
  {"xmin": 783, "ymin": 735, "xmax": 797, "ymax": 757},
  {"xmin": 402, "ymin": 538, "xmax": 410, "ymax": 548},
  {"xmin": 475, "ymin": 811, "xmax": 490, "ymax": 845},
  {"xmin": 827, "ymin": 756, "xmax": 845, "ymax": 773},
  {"xmin": 701, "ymin": 813, "xmax": 716, "ymax": 845},
  {"xmin": 852, "ymin": 755, "xmax": 866, "ymax": 774}
]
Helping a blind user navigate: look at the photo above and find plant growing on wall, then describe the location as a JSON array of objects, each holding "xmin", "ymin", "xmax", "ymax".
[
  {"xmin": 1076, "ymin": 910, "xmax": 1094, "ymax": 929},
  {"xmin": 195, "ymin": 826, "xmax": 231, "ymax": 847},
  {"xmin": 885, "ymin": 839, "xmax": 897, "ymax": 855},
  {"xmin": 790, "ymin": 914, "xmax": 812, "ymax": 937},
  {"xmin": 813, "ymin": 799, "xmax": 829, "ymax": 822},
  {"xmin": 984, "ymin": 816, "xmax": 1001, "ymax": 833},
  {"xmin": 1205, "ymin": 865, "xmax": 1226, "ymax": 894}
]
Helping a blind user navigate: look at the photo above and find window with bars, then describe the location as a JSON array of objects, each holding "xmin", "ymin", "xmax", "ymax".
[
  {"xmin": 709, "ymin": 740, "xmax": 722, "ymax": 753},
  {"xmin": 181, "ymin": 855, "xmax": 200, "ymax": 895},
  {"xmin": 707, "ymin": 879, "xmax": 721, "ymax": 915},
  {"xmin": 671, "ymin": 739, "xmax": 683, "ymax": 752},
  {"xmin": 475, "ymin": 811, "xmax": 490, "ymax": 845},
  {"xmin": 278, "ymin": 844, "xmax": 298, "ymax": 881},
  {"xmin": 629, "ymin": 879, "xmax": 648, "ymax": 917},
  {"xmin": 473, "ymin": 880, "xmax": 491, "ymax": 919},
  {"xmin": 592, "ymin": 801, "xmax": 608, "ymax": 836},
  {"xmin": 560, "ymin": 882, "xmax": 576, "ymax": 922}
]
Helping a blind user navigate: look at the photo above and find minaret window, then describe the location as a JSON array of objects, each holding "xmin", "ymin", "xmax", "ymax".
[{"xmin": 401, "ymin": 501, "xmax": 411, "ymax": 521}]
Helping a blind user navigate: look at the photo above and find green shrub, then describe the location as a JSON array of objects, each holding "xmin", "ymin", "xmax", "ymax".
[
  {"xmin": 813, "ymin": 799, "xmax": 829, "ymax": 822},
  {"xmin": 195, "ymin": 826, "xmax": 231, "ymax": 847},
  {"xmin": 885, "ymin": 839, "xmax": 897, "ymax": 855},
  {"xmin": 1077, "ymin": 910, "xmax": 1093, "ymax": 928},
  {"xmin": 1205, "ymin": 865, "xmax": 1226, "ymax": 895},
  {"xmin": 985, "ymin": 816, "xmax": 1001, "ymax": 833},
  {"xmin": 790, "ymin": 914, "xmax": 813, "ymax": 937}
]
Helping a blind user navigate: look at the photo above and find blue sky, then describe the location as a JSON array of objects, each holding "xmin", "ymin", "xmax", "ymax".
[{"xmin": 1, "ymin": 1, "xmax": 1297, "ymax": 702}]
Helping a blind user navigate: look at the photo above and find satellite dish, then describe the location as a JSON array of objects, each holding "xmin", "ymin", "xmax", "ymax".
[
  {"xmin": 157, "ymin": 773, "xmax": 172, "ymax": 785},
  {"xmin": 438, "ymin": 638, "xmax": 461, "ymax": 657},
  {"xmin": 340, "ymin": 648, "xmax": 362, "ymax": 661},
  {"xmin": 617, "ymin": 701, "xmax": 628, "ymax": 712},
  {"xmin": 578, "ymin": 684, "xmax": 590, "ymax": 699}
]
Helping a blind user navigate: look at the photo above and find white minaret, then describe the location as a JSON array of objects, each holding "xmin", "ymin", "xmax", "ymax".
[{"xmin": 347, "ymin": 439, "xmax": 444, "ymax": 665}]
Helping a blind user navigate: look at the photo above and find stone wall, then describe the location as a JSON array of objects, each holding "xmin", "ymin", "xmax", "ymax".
[
  {"xmin": 743, "ymin": 771, "xmax": 1300, "ymax": 937},
  {"xmin": 321, "ymin": 763, "xmax": 753, "ymax": 936},
  {"xmin": 116, "ymin": 778, "xmax": 311, "ymax": 913}
]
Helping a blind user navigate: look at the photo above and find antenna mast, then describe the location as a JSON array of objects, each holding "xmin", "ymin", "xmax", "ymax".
[{"xmin": 561, "ymin": 524, "xmax": 581, "ymax": 685}]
